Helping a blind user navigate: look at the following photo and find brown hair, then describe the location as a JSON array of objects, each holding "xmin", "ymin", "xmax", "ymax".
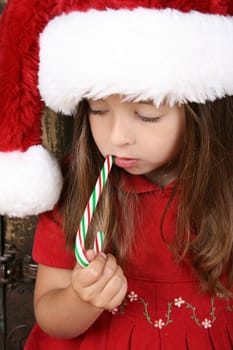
[
  {"xmin": 59, "ymin": 100, "xmax": 137, "ymax": 262},
  {"xmin": 59, "ymin": 96, "xmax": 233, "ymax": 296}
]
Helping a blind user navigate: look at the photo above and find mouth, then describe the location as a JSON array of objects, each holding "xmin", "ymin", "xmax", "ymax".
[{"xmin": 114, "ymin": 157, "xmax": 138, "ymax": 169}]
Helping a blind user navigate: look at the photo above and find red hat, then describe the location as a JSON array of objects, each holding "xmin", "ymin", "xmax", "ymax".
[{"xmin": 0, "ymin": 0, "xmax": 233, "ymax": 217}]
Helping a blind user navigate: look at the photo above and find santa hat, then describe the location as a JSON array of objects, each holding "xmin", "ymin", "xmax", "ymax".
[{"xmin": 0, "ymin": 0, "xmax": 233, "ymax": 217}]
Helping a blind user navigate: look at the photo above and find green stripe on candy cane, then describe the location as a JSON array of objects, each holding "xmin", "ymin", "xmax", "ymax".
[
  {"xmin": 75, "ymin": 155, "xmax": 114, "ymax": 267},
  {"xmin": 75, "ymin": 231, "xmax": 104, "ymax": 268}
]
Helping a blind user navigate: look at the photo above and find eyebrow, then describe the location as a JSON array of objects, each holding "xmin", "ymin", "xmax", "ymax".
[{"xmin": 137, "ymin": 100, "xmax": 153, "ymax": 105}]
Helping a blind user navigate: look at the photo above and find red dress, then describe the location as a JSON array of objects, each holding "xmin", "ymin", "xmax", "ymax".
[{"xmin": 24, "ymin": 174, "xmax": 233, "ymax": 349}]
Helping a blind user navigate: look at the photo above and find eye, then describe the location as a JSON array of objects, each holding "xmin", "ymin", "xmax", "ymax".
[
  {"xmin": 89, "ymin": 107, "xmax": 107, "ymax": 116},
  {"xmin": 136, "ymin": 112, "xmax": 162, "ymax": 123}
]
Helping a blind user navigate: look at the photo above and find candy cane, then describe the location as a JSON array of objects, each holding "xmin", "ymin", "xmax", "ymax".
[{"xmin": 75, "ymin": 155, "xmax": 114, "ymax": 267}]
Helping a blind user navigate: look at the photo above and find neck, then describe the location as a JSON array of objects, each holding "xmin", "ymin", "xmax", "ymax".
[
  {"xmin": 144, "ymin": 160, "xmax": 179, "ymax": 189},
  {"xmin": 145, "ymin": 171, "xmax": 177, "ymax": 189}
]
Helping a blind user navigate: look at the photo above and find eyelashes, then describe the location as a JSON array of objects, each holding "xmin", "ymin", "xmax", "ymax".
[
  {"xmin": 137, "ymin": 114, "xmax": 162, "ymax": 123},
  {"xmin": 88, "ymin": 108, "xmax": 107, "ymax": 116},
  {"xmin": 89, "ymin": 108, "xmax": 162, "ymax": 123}
]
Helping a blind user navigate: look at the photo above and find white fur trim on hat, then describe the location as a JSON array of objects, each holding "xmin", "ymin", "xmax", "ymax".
[
  {"xmin": 0, "ymin": 145, "xmax": 63, "ymax": 217},
  {"xmin": 39, "ymin": 8, "xmax": 233, "ymax": 114}
]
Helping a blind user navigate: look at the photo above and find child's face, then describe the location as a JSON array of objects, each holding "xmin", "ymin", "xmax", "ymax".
[{"xmin": 88, "ymin": 94, "xmax": 185, "ymax": 177}]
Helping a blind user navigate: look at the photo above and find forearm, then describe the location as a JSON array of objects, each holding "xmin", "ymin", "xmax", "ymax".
[{"xmin": 34, "ymin": 283, "xmax": 103, "ymax": 339}]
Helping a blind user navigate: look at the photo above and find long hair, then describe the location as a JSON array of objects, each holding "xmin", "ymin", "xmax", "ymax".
[
  {"xmin": 59, "ymin": 96, "xmax": 233, "ymax": 296},
  {"xmin": 59, "ymin": 100, "xmax": 137, "ymax": 262},
  {"xmin": 174, "ymin": 96, "xmax": 233, "ymax": 295}
]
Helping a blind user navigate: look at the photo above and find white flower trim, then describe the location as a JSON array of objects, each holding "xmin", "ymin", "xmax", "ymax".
[
  {"xmin": 174, "ymin": 297, "xmax": 185, "ymax": 308},
  {"xmin": 128, "ymin": 291, "xmax": 138, "ymax": 302},
  {"xmin": 0, "ymin": 145, "xmax": 63, "ymax": 217},
  {"xmin": 39, "ymin": 8, "xmax": 233, "ymax": 115},
  {"xmin": 112, "ymin": 291, "xmax": 232, "ymax": 329},
  {"xmin": 154, "ymin": 319, "xmax": 165, "ymax": 329},
  {"xmin": 202, "ymin": 318, "xmax": 212, "ymax": 328}
]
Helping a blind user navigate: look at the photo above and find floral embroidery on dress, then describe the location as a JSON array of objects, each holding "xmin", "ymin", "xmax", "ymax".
[
  {"xmin": 128, "ymin": 291, "xmax": 138, "ymax": 302},
  {"xmin": 201, "ymin": 318, "xmax": 212, "ymax": 329},
  {"xmin": 154, "ymin": 319, "xmax": 165, "ymax": 329},
  {"xmin": 111, "ymin": 291, "xmax": 233, "ymax": 330},
  {"xmin": 174, "ymin": 297, "xmax": 185, "ymax": 308},
  {"xmin": 111, "ymin": 307, "xmax": 119, "ymax": 315}
]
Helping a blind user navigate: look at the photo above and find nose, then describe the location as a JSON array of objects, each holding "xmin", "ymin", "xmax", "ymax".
[{"xmin": 110, "ymin": 114, "xmax": 135, "ymax": 147}]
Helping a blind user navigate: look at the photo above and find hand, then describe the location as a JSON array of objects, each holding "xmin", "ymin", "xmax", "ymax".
[{"xmin": 71, "ymin": 251, "xmax": 127, "ymax": 311}]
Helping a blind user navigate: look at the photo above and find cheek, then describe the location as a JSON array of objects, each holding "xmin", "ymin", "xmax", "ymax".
[
  {"xmin": 168, "ymin": 121, "xmax": 185, "ymax": 154},
  {"xmin": 89, "ymin": 117, "xmax": 98, "ymax": 137},
  {"xmin": 155, "ymin": 120, "xmax": 185, "ymax": 157},
  {"xmin": 89, "ymin": 119, "xmax": 106, "ymax": 148}
]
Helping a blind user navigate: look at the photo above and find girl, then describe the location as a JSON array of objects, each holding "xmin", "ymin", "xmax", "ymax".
[
  {"xmin": 1, "ymin": 0, "xmax": 232, "ymax": 349},
  {"xmin": 25, "ymin": 94, "xmax": 233, "ymax": 349}
]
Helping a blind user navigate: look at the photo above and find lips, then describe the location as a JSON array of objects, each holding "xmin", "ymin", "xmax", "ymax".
[{"xmin": 114, "ymin": 157, "xmax": 138, "ymax": 168}]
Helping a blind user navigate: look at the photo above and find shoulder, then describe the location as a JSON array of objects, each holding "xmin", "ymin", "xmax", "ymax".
[{"xmin": 32, "ymin": 206, "xmax": 76, "ymax": 269}]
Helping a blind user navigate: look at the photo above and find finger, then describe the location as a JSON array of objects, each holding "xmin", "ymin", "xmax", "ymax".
[
  {"xmin": 85, "ymin": 249, "xmax": 97, "ymax": 262},
  {"xmin": 76, "ymin": 255, "xmax": 118, "ymax": 303},
  {"xmin": 91, "ymin": 271, "xmax": 128, "ymax": 310},
  {"xmin": 83, "ymin": 258, "xmax": 126, "ymax": 308},
  {"xmin": 99, "ymin": 268, "xmax": 128, "ymax": 309},
  {"xmin": 85, "ymin": 254, "xmax": 118, "ymax": 294},
  {"xmin": 75, "ymin": 253, "xmax": 107, "ymax": 288}
]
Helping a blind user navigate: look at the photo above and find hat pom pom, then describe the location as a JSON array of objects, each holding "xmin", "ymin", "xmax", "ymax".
[{"xmin": 0, "ymin": 145, "xmax": 63, "ymax": 217}]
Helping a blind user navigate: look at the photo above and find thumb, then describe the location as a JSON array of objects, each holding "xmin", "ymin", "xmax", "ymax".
[{"xmin": 85, "ymin": 249, "xmax": 97, "ymax": 262}]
